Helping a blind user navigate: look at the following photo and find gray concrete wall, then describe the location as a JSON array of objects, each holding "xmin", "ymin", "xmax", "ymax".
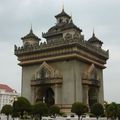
[
  {"xmin": 21, "ymin": 60, "xmax": 104, "ymax": 106},
  {"xmin": 50, "ymin": 60, "xmax": 87, "ymax": 105},
  {"xmin": 97, "ymin": 68, "xmax": 104, "ymax": 104},
  {"xmin": 50, "ymin": 60, "xmax": 75, "ymax": 104},
  {"xmin": 21, "ymin": 64, "xmax": 40, "ymax": 102}
]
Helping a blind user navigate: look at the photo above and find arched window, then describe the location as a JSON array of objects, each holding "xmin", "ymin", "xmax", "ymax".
[
  {"xmin": 36, "ymin": 68, "xmax": 50, "ymax": 79},
  {"xmin": 59, "ymin": 18, "xmax": 63, "ymax": 23},
  {"xmin": 91, "ymin": 71, "xmax": 97, "ymax": 80},
  {"xmin": 40, "ymin": 68, "xmax": 50, "ymax": 78},
  {"xmin": 66, "ymin": 19, "xmax": 69, "ymax": 23}
]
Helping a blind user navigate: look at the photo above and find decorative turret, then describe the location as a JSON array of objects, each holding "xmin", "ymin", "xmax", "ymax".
[
  {"xmin": 55, "ymin": 8, "xmax": 71, "ymax": 25},
  {"xmin": 42, "ymin": 9, "xmax": 82, "ymax": 43},
  {"xmin": 21, "ymin": 27, "xmax": 40, "ymax": 47},
  {"xmin": 88, "ymin": 32, "xmax": 103, "ymax": 48}
]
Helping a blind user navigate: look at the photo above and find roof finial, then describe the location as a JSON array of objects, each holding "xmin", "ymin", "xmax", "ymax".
[
  {"xmin": 93, "ymin": 28, "xmax": 95, "ymax": 37},
  {"xmin": 62, "ymin": 2, "xmax": 64, "ymax": 12},
  {"xmin": 30, "ymin": 24, "xmax": 33, "ymax": 33}
]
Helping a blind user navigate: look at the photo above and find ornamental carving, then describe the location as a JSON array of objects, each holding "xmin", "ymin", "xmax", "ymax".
[
  {"xmin": 65, "ymin": 33, "xmax": 72, "ymax": 40},
  {"xmin": 82, "ymin": 64, "xmax": 99, "ymax": 80},
  {"xmin": 73, "ymin": 33, "xmax": 80, "ymax": 39},
  {"xmin": 24, "ymin": 42, "xmax": 30, "ymax": 47},
  {"xmin": 32, "ymin": 61, "xmax": 62, "ymax": 80}
]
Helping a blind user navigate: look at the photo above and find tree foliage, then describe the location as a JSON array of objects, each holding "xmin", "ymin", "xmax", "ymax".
[
  {"xmin": 1, "ymin": 104, "xmax": 12, "ymax": 120},
  {"xmin": 105, "ymin": 102, "xmax": 119, "ymax": 120},
  {"xmin": 116, "ymin": 104, "xmax": 120, "ymax": 120},
  {"xmin": 32, "ymin": 102, "xmax": 48, "ymax": 120},
  {"xmin": 13, "ymin": 97, "xmax": 31, "ymax": 118},
  {"xmin": 49, "ymin": 105, "xmax": 60, "ymax": 117},
  {"xmin": 71, "ymin": 102, "xmax": 88, "ymax": 120},
  {"xmin": 91, "ymin": 103, "xmax": 104, "ymax": 119}
]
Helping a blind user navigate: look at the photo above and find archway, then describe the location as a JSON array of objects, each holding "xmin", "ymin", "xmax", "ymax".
[
  {"xmin": 88, "ymin": 87, "xmax": 98, "ymax": 109},
  {"xmin": 36, "ymin": 87, "xmax": 44, "ymax": 102},
  {"xmin": 44, "ymin": 87, "xmax": 55, "ymax": 107}
]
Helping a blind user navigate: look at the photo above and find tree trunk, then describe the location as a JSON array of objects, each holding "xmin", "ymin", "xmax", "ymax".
[
  {"xmin": 40, "ymin": 115, "xmax": 42, "ymax": 120},
  {"xmin": 7, "ymin": 115, "xmax": 9, "ymax": 120},
  {"xmin": 97, "ymin": 116, "xmax": 98, "ymax": 120},
  {"xmin": 81, "ymin": 116, "xmax": 83, "ymax": 120}
]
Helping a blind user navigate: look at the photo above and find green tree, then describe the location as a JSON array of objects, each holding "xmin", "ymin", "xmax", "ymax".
[
  {"xmin": 13, "ymin": 97, "xmax": 31, "ymax": 119},
  {"xmin": 117, "ymin": 104, "xmax": 120, "ymax": 120},
  {"xmin": 71, "ymin": 102, "xmax": 88, "ymax": 120},
  {"xmin": 12, "ymin": 100, "xmax": 19, "ymax": 120},
  {"xmin": 32, "ymin": 102, "xmax": 48, "ymax": 120},
  {"xmin": 1, "ymin": 104, "xmax": 12, "ymax": 120},
  {"xmin": 105, "ymin": 102, "xmax": 118, "ymax": 120},
  {"xmin": 91, "ymin": 103, "xmax": 104, "ymax": 120},
  {"xmin": 49, "ymin": 105, "xmax": 60, "ymax": 117},
  {"xmin": 104, "ymin": 104, "xmax": 110, "ymax": 120},
  {"xmin": 30, "ymin": 104, "xmax": 36, "ymax": 119}
]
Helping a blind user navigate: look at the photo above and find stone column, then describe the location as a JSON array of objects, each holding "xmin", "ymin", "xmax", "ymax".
[
  {"xmin": 54, "ymin": 84, "xmax": 58, "ymax": 104},
  {"xmin": 83, "ymin": 85, "xmax": 89, "ymax": 105}
]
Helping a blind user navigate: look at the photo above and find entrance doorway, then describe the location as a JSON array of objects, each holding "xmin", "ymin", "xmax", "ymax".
[
  {"xmin": 44, "ymin": 87, "xmax": 55, "ymax": 107},
  {"xmin": 88, "ymin": 87, "xmax": 98, "ymax": 109}
]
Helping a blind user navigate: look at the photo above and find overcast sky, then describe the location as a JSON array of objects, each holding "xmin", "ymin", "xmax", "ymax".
[{"xmin": 0, "ymin": 0, "xmax": 120, "ymax": 103}]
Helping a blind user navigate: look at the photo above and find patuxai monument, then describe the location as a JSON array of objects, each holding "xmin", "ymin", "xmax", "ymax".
[{"xmin": 14, "ymin": 9, "xmax": 109, "ymax": 112}]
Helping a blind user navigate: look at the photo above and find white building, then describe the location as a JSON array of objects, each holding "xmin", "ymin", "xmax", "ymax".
[{"xmin": 0, "ymin": 84, "xmax": 19, "ymax": 110}]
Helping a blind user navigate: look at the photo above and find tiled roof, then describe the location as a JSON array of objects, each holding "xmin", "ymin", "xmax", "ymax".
[
  {"xmin": 21, "ymin": 28, "xmax": 40, "ymax": 40},
  {"xmin": 47, "ymin": 21, "xmax": 82, "ymax": 33},
  {"xmin": 0, "ymin": 84, "xmax": 16, "ymax": 93},
  {"xmin": 88, "ymin": 33, "xmax": 103, "ymax": 44}
]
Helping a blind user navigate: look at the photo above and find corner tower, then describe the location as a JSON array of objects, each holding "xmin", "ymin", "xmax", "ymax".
[{"xmin": 15, "ymin": 9, "xmax": 109, "ymax": 112}]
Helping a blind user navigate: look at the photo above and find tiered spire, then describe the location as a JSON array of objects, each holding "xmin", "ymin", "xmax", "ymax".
[
  {"xmin": 92, "ymin": 28, "xmax": 95, "ymax": 37},
  {"xmin": 30, "ymin": 24, "xmax": 33, "ymax": 34},
  {"xmin": 21, "ymin": 26, "xmax": 40, "ymax": 41},
  {"xmin": 55, "ymin": 8, "xmax": 71, "ymax": 19},
  {"xmin": 88, "ymin": 30, "xmax": 103, "ymax": 48}
]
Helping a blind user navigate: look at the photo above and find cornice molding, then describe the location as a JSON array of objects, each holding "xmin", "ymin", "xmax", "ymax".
[{"xmin": 18, "ymin": 53, "xmax": 106, "ymax": 68}]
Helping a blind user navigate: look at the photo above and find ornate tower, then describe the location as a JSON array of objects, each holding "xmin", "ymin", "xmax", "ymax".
[{"xmin": 15, "ymin": 9, "xmax": 109, "ymax": 112}]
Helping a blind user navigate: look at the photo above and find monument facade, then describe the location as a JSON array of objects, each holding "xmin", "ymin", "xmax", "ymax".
[{"xmin": 15, "ymin": 9, "xmax": 109, "ymax": 112}]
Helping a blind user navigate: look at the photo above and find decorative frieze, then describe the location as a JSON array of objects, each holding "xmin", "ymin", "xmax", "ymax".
[{"xmin": 15, "ymin": 37, "xmax": 109, "ymax": 67}]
